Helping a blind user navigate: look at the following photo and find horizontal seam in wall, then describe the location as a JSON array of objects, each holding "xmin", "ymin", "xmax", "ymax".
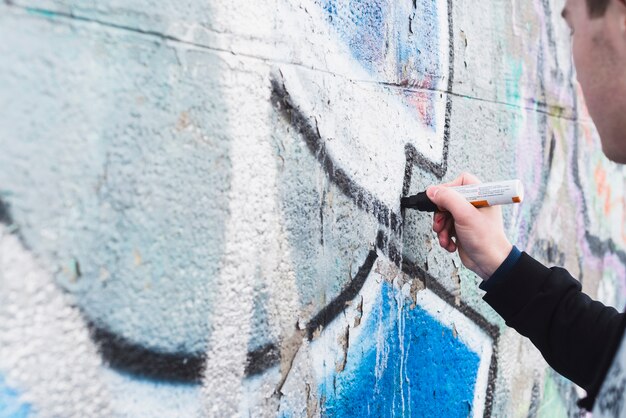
[{"xmin": 6, "ymin": 2, "xmax": 586, "ymax": 123}]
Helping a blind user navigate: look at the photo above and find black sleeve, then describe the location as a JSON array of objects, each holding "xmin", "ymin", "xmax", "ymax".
[{"xmin": 483, "ymin": 252, "xmax": 626, "ymax": 409}]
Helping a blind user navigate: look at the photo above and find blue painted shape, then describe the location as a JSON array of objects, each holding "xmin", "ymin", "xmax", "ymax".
[
  {"xmin": 397, "ymin": 0, "xmax": 443, "ymax": 81},
  {"xmin": 320, "ymin": 283, "xmax": 480, "ymax": 417},
  {"xmin": 318, "ymin": 0, "xmax": 443, "ymax": 130},
  {"xmin": 25, "ymin": 8, "xmax": 58, "ymax": 19},
  {"xmin": 319, "ymin": 0, "xmax": 444, "ymax": 81},
  {"xmin": 0, "ymin": 377, "xmax": 30, "ymax": 418},
  {"xmin": 319, "ymin": 0, "xmax": 387, "ymax": 74}
]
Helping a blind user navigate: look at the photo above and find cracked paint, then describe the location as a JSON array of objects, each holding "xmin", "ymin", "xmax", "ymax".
[{"xmin": 0, "ymin": 0, "xmax": 624, "ymax": 416}]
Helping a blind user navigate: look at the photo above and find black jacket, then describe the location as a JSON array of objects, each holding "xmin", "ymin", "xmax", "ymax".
[{"xmin": 483, "ymin": 252, "xmax": 626, "ymax": 410}]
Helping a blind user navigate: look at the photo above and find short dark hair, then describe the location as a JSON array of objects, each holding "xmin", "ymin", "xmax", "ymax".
[{"xmin": 587, "ymin": 0, "xmax": 610, "ymax": 17}]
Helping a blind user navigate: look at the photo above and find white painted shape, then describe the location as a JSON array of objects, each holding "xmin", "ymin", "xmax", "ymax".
[
  {"xmin": 103, "ymin": 369, "xmax": 202, "ymax": 418},
  {"xmin": 201, "ymin": 55, "xmax": 301, "ymax": 415},
  {"xmin": 0, "ymin": 225, "xmax": 113, "ymax": 418},
  {"xmin": 240, "ymin": 367, "xmax": 286, "ymax": 417}
]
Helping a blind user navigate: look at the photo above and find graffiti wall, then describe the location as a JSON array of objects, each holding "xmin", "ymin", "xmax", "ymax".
[{"xmin": 0, "ymin": 0, "xmax": 624, "ymax": 416}]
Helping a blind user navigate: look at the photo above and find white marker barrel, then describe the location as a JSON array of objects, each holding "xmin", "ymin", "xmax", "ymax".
[{"xmin": 450, "ymin": 179, "xmax": 524, "ymax": 208}]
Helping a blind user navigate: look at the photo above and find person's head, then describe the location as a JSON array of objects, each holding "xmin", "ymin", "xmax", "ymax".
[{"xmin": 562, "ymin": 0, "xmax": 626, "ymax": 162}]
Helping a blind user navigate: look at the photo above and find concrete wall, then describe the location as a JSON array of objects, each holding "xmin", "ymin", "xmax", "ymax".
[{"xmin": 0, "ymin": 0, "xmax": 625, "ymax": 416}]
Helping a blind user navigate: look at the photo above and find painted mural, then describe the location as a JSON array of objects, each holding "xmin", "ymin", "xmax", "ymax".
[{"xmin": 0, "ymin": 0, "xmax": 625, "ymax": 416}]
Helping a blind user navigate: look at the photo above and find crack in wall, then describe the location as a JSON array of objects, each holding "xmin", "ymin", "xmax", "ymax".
[{"xmin": 4, "ymin": 2, "xmax": 580, "ymax": 121}]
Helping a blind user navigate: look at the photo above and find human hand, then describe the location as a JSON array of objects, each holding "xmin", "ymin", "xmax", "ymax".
[{"xmin": 427, "ymin": 173, "xmax": 513, "ymax": 281}]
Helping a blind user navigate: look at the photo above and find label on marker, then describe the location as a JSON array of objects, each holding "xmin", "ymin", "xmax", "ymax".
[{"xmin": 450, "ymin": 180, "xmax": 524, "ymax": 208}]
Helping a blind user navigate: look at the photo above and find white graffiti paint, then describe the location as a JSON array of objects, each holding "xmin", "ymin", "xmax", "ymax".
[
  {"xmin": 2, "ymin": 0, "xmax": 626, "ymax": 416},
  {"xmin": 0, "ymin": 225, "xmax": 112, "ymax": 417}
]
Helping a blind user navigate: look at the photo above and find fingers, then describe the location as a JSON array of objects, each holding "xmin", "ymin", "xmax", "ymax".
[
  {"xmin": 433, "ymin": 211, "xmax": 447, "ymax": 233},
  {"xmin": 437, "ymin": 215, "xmax": 452, "ymax": 247},
  {"xmin": 426, "ymin": 186, "xmax": 476, "ymax": 224},
  {"xmin": 438, "ymin": 215, "xmax": 457, "ymax": 252},
  {"xmin": 439, "ymin": 172, "xmax": 482, "ymax": 188},
  {"xmin": 428, "ymin": 172, "xmax": 481, "ymax": 254},
  {"xmin": 444, "ymin": 241, "xmax": 457, "ymax": 253}
]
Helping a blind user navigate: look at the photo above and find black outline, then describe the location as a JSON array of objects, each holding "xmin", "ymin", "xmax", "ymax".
[
  {"xmin": 90, "ymin": 326, "xmax": 205, "ymax": 383},
  {"xmin": 5, "ymin": 1, "xmax": 626, "ymax": 415},
  {"xmin": 0, "ymin": 199, "xmax": 12, "ymax": 225},
  {"xmin": 270, "ymin": 79, "xmax": 403, "ymax": 234},
  {"xmin": 245, "ymin": 342, "xmax": 281, "ymax": 377},
  {"xmin": 305, "ymin": 249, "xmax": 379, "ymax": 341}
]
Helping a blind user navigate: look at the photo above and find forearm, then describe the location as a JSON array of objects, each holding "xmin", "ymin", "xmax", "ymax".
[{"xmin": 482, "ymin": 252, "xmax": 626, "ymax": 394}]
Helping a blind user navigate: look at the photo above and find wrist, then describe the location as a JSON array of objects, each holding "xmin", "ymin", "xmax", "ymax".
[{"xmin": 483, "ymin": 240, "xmax": 513, "ymax": 279}]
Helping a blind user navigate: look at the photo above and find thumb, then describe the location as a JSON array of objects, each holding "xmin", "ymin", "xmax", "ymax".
[{"xmin": 427, "ymin": 186, "xmax": 475, "ymax": 222}]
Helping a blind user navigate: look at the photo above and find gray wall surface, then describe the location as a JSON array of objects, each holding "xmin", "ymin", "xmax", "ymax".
[{"xmin": 1, "ymin": 0, "xmax": 625, "ymax": 416}]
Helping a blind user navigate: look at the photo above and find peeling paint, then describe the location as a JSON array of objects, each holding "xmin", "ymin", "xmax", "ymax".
[{"xmin": 0, "ymin": 0, "xmax": 624, "ymax": 416}]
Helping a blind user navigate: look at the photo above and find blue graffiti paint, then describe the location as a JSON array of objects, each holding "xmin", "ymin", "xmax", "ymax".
[
  {"xmin": 0, "ymin": 377, "xmax": 30, "ymax": 418},
  {"xmin": 24, "ymin": 8, "xmax": 58, "ymax": 19},
  {"xmin": 397, "ymin": 0, "xmax": 443, "ymax": 81},
  {"xmin": 320, "ymin": 283, "xmax": 480, "ymax": 417},
  {"xmin": 319, "ymin": 0, "xmax": 387, "ymax": 74},
  {"xmin": 318, "ymin": 0, "xmax": 443, "ymax": 130}
]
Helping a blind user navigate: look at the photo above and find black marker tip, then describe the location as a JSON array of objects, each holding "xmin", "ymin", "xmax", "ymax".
[{"xmin": 401, "ymin": 192, "xmax": 438, "ymax": 212}]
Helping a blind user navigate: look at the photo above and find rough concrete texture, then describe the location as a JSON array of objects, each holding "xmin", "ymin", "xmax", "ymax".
[{"xmin": 0, "ymin": 0, "xmax": 625, "ymax": 416}]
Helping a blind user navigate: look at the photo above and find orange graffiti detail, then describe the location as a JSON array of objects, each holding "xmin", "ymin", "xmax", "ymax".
[{"xmin": 594, "ymin": 164, "xmax": 616, "ymax": 215}]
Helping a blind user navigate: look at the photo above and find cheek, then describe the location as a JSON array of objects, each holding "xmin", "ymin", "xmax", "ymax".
[
  {"xmin": 572, "ymin": 35, "xmax": 601, "ymax": 114},
  {"xmin": 572, "ymin": 36, "xmax": 590, "ymax": 88}
]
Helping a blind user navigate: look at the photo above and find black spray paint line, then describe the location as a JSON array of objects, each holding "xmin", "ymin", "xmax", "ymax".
[
  {"xmin": 271, "ymin": 78, "xmax": 402, "ymax": 234},
  {"xmin": 271, "ymin": 0, "xmax": 455, "ymax": 231},
  {"xmin": 92, "ymin": 319, "xmax": 284, "ymax": 382},
  {"xmin": 585, "ymin": 232, "xmax": 626, "ymax": 271},
  {"xmin": 0, "ymin": 198, "xmax": 207, "ymax": 383},
  {"xmin": 250, "ymin": 0, "xmax": 455, "ymax": 383},
  {"xmin": 248, "ymin": 243, "xmax": 379, "ymax": 374},
  {"xmin": 0, "ymin": 198, "xmax": 29, "ymax": 249},
  {"xmin": 526, "ymin": 378, "xmax": 542, "ymax": 418},
  {"xmin": 0, "ymin": 199, "xmax": 13, "ymax": 225},
  {"xmin": 89, "ymin": 325, "xmax": 205, "ymax": 383},
  {"xmin": 245, "ymin": 342, "xmax": 281, "ymax": 377},
  {"xmin": 246, "ymin": 6, "xmax": 455, "ymax": 381},
  {"xmin": 377, "ymin": 231, "xmax": 499, "ymax": 347},
  {"xmin": 305, "ymin": 248, "xmax": 379, "ymax": 341}
]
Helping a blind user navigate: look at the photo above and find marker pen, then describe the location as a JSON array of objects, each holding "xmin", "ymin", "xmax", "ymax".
[{"xmin": 401, "ymin": 179, "xmax": 524, "ymax": 212}]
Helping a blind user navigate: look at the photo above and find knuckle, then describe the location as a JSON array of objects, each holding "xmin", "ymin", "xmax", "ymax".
[{"xmin": 461, "ymin": 171, "xmax": 481, "ymax": 184}]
